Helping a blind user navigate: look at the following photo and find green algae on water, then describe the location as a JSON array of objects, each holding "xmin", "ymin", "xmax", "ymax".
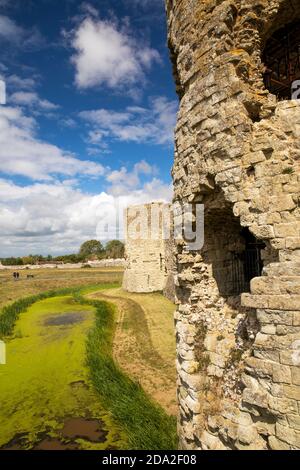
[{"xmin": 0, "ymin": 295, "xmax": 125, "ymax": 450}]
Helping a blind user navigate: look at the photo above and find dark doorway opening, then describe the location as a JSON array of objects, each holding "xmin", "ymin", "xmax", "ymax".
[
  {"xmin": 229, "ymin": 229, "xmax": 265, "ymax": 296},
  {"xmin": 263, "ymin": 20, "xmax": 300, "ymax": 100},
  {"xmin": 203, "ymin": 196, "xmax": 266, "ymax": 298}
]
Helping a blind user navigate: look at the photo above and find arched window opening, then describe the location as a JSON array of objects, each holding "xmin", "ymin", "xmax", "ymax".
[
  {"xmin": 226, "ymin": 229, "xmax": 265, "ymax": 296},
  {"xmin": 263, "ymin": 20, "xmax": 300, "ymax": 100},
  {"xmin": 235, "ymin": 229, "xmax": 265, "ymax": 295},
  {"xmin": 204, "ymin": 197, "xmax": 266, "ymax": 298}
]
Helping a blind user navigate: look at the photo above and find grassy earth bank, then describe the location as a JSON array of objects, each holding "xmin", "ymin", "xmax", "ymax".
[
  {"xmin": 83, "ymin": 295, "xmax": 177, "ymax": 450},
  {"xmin": 89, "ymin": 288, "xmax": 177, "ymax": 416}
]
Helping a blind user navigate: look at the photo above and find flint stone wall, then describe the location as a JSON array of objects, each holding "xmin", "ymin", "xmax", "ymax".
[{"xmin": 166, "ymin": 0, "xmax": 300, "ymax": 450}]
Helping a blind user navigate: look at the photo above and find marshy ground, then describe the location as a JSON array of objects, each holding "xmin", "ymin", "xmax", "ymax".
[
  {"xmin": 0, "ymin": 269, "xmax": 177, "ymax": 450},
  {"xmin": 0, "ymin": 294, "xmax": 124, "ymax": 450}
]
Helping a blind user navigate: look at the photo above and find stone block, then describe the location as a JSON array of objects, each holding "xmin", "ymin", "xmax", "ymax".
[
  {"xmin": 287, "ymin": 414, "xmax": 300, "ymax": 431},
  {"xmin": 268, "ymin": 396, "xmax": 298, "ymax": 415},
  {"xmin": 280, "ymin": 350, "xmax": 298, "ymax": 366},
  {"xmin": 293, "ymin": 312, "xmax": 300, "ymax": 326},
  {"xmin": 242, "ymin": 387, "xmax": 269, "ymax": 409},
  {"xmin": 244, "ymin": 357, "xmax": 273, "ymax": 378},
  {"xmin": 283, "ymin": 384, "xmax": 300, "ymax": 401},
  {"xmin": 255, "ymin": 421, "xmax": 275, "ymax": 437},
  {"xmin": 286, "ymin": 238, "xmax": 300, "ymax": 250},
  {"xmin": 207, "ymin": 364, "xmax": 224, "ymax": 378},
  {"xmin": 274, "ymin": 223, "xmax": 298, "ymax": 238},
  {"xmin": 185, "ymin": 394, "xmax": 202, "ymax": 414},
  {"xmin": 237, "ymin": 425, "xmax": 257, "ymax": 445},
  {"xmin": 291, "ymin": 367, "xmax": 300, "ymax": 385},
  {"xmin": 272, "ymin": 364, "xmax": 292, "ymax": 384},
  {"xmin": 200, "ymin": 431, "xmax": 227, "ymax": 450},
  {"xmin": 242, "ymin": 294, "xmax": 300, "ymax": 310},
  {"xmin": 270, "ymin": 195, "xmax": 296, "ymax": 212},
  {"xmin": 276, "ymin": 422, "xmax": 300, "ymax": 447},
  {"xmin": 242, "ymin": 151, "xmax": 266, "ymax": 166},
  {"xmin": 261, "ymin": 324, "xmax": 276, "ymax": 335},
  {"xmin": 256, "ymin": 309, "xmax": 293, "ymax": 326},
  {"xmin": 252, "ymin": 224, "xmax": 275, "ymax": 239},
  {"xmin": 268, "ymin": 436, "xmax": 290, "ymax": 450},
  {"xmin": 178, "ymin": 367, "xmax": 204, "ymax": 392}
]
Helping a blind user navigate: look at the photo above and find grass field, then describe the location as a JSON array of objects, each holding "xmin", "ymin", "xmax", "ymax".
[
  {"xmin": 0, "ymin": 268, "xmax": 123, "ymax": 308},
  {"xmin": 0, "ymin": 269, "xmax": 177, "ymax": 450}
]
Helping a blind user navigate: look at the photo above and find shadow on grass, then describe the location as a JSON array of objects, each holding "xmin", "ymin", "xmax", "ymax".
[
  {"xmin": 83, "ymin": 297, "xmax": 178, "ymax": 450},
  {"xmin": 96, "ymin": 292, "xmax": 174, "ymax": 377}
]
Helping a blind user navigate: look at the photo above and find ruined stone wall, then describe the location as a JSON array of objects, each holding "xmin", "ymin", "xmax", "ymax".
[
  {"xmin": 166, "ymin": 0, "xmax": 300, "ymax": 450},
  {"xmin": 122, "ymin": 203, "xmax": 175, "ymax": 299}
]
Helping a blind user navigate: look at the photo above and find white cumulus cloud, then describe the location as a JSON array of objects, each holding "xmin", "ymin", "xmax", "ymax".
[
  {"xmin": 80, "ymin": 96, "xmax": 178, "ymax": 147},
  {"xmin": 70, "ymin": 16, "xmax": 160, "ymax": 90},
  {"xmin": 0, "ymin": 175, "xmax": 172, "ymax": 256},
  {"xmin": 106, "ymin": 160, "xmax": 158, "ymax": 196},
  {"xmin": 10, "ymin": 91, "xmax": 59, "ymax": 111},
  {"xmin": 0, "ymin": 105, "xmax": 105, "ymax": 180}
]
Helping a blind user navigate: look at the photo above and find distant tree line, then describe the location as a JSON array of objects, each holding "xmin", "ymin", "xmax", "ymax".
[{"xmin": 0, "ymin": 240, "xmax": 125, "ymax": 266}]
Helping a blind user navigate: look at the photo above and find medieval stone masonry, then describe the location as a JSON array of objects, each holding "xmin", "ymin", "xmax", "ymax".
[
  {"xmin": 122, "ymin": 203, "xmax": 175, "ymax": 301},
  {"xmin": 166, "ymin": 0, "xmax": 300, "ymax": 450}
]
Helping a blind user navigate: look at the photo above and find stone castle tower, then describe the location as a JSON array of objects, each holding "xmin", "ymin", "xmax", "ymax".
[
  {"xmin": 122, "ymin": 202, "xmax": 175, "ymax": 300},
  {"xmin": 166, "ymin": 0, "xmax": 300, "ymax": 450}
]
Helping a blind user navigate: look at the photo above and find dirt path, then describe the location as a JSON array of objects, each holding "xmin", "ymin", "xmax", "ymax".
[{"xmin": 89, "ymin": 288, "xmax": 177, "ymax": 416}]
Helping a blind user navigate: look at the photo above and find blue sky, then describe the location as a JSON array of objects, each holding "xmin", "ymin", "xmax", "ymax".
[{"xmin": 0, "ymin": 0, "xmax": 177, "ymax": 256}]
